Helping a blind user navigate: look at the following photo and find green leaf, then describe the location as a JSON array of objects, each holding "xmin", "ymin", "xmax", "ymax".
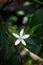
[
  {"xmin": 9, "ymin": 16, "xmax": 18, "ymax": 22},
  {"xmin": 25, "ymin": 37, "xmax": 41, "ymax": 55},
  {"xmin": 30, "ymin": 8, "xmax": 43, "ymax": 27},
  {"xmin": 23, "ymin": 1, "xmax": 31, "ymax": 6},
  {"xmin": 27, "ymin": 60, "xmax": 32, "ymax": 65},
  {"xmin": 34, "ymin": 0, "xmax": 43, "ymax": 5},
  {"xmin": 6, "ymin": 16, "xmax": 18, "ymax": 26},
  {"xmin": 0, "ymin": 22, "xmax": 9, "ymax": 57},
  {"xmin": 0, "ymin": 3, "xmax": 3, "ymax": 8},
  {"xmin": 16, "ymin": 10, "xmax": 25, "ymax": 16},
  {"xmin": 29, "ymin": 24, "xmax": 40, "ymax": 35},
  {"xmin": 11, "ymin": 26, "xmax": 18, "ymax": 33}
]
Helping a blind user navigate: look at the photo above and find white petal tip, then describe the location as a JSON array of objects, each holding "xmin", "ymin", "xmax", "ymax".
[
  {"xmin": 20, "ymin": 29, "xmax": 24, "ymax": 36},
  {"xmin": 23, "ymin": 44, "xmax": 26, "ymax": 46},
  {"xmin": 12, "ymin": 33, "xmax": 19, "ymax": 38},
  {"xmin": 14, "ymin": 44, "xmax": 18, "ymax": 46},
  {"xmin": 15, "ymin": 43, "xmax": 19, "ymax": 46},
  {"xmin": 21, "ymin": 40, "xmax": 26, "ymax": 46},
  {"xmin": 24, "ymin": 44, "xmax": 26, "ymax": 46},
  {"xmin": 14, "ymin": 39, "xmax": 20, "ymax": 46},
  {"xmin": 27, "ymin": 35, "xmax": 30, "ymax": 37},
  {"xmin": 23, "ymin": 34, "xmax": 30, "ymax": 39}
]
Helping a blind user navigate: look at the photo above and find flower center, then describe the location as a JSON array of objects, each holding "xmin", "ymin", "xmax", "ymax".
[{"xmin": 19, "ymin": 36, "xmax": 23, "ymax": 40}]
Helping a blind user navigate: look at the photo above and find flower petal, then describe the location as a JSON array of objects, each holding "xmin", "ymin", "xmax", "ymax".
[
  {"xmin": 20, "ymin": 29, "xmax": 24, "ymax": 36},
  {"xmin": 15, "ymin": 39, "xmax": 20, "ymax": 45},
  {"xmin": 21, "ymin": 40, "xmax": 26, "ymax": 46},
  {"xmin": 23, "ymin": 34, "xmax": 30, "ymax": 39},
  {"xmin": 12, "ymin": 33, "xmax": 19, "ymax": 38}
]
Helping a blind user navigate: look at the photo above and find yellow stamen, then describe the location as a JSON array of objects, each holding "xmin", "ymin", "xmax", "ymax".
[{"xmin": 19, "ymin": 36, "xmax": 23, "ymax": 40}]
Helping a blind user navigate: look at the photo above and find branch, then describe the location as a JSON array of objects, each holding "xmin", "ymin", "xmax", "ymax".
[
  {"xmin": 1, "ymin": 0, "xmax": 13, "ymax": 10},
  {"xmin": 24, "ymin": 47, "xmax": 43, "ymax": 63}
]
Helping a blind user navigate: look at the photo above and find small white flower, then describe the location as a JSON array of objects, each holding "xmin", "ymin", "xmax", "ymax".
[{"xmin": 12, "ymin": 29, "xmax": 30, "ymax": 46}]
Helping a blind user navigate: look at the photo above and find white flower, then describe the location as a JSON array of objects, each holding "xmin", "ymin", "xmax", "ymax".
[{"xmin": 12, "ymin": 29, "xmax": 30, "ymax": 46}]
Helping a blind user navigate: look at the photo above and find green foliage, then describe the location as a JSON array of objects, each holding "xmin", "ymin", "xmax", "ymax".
[
  {"xmin": 0, "ymin": 1, "xmax": 43, "ymax": 65},
  {"xmin": 30, "ymin": 7, "xmax": 43, "ymax": 27},
  {"xmin": 16, "ymin": 11, "xmax": 25, "ymax": 16},
  {"xmin": 34, "ymin": 0, "xmax": 43, "ymax": 4},
  {"xmin": 23, "ymin": 1, "xmax": 32, "ymax": 6},
  {"xmin": 29, "ymin": 24, "xmax": 40, "ymax": 35}
]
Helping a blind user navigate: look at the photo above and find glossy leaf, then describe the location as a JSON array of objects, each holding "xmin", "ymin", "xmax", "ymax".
[{"xmin": 29, "ymin": 24, "xmax": 40, "ymax": 35}]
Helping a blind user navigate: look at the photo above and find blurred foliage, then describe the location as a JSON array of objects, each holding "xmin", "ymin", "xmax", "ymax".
[{"xmin": 0, "ymin": 0, "xmax": 43, "ymax": 65}]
